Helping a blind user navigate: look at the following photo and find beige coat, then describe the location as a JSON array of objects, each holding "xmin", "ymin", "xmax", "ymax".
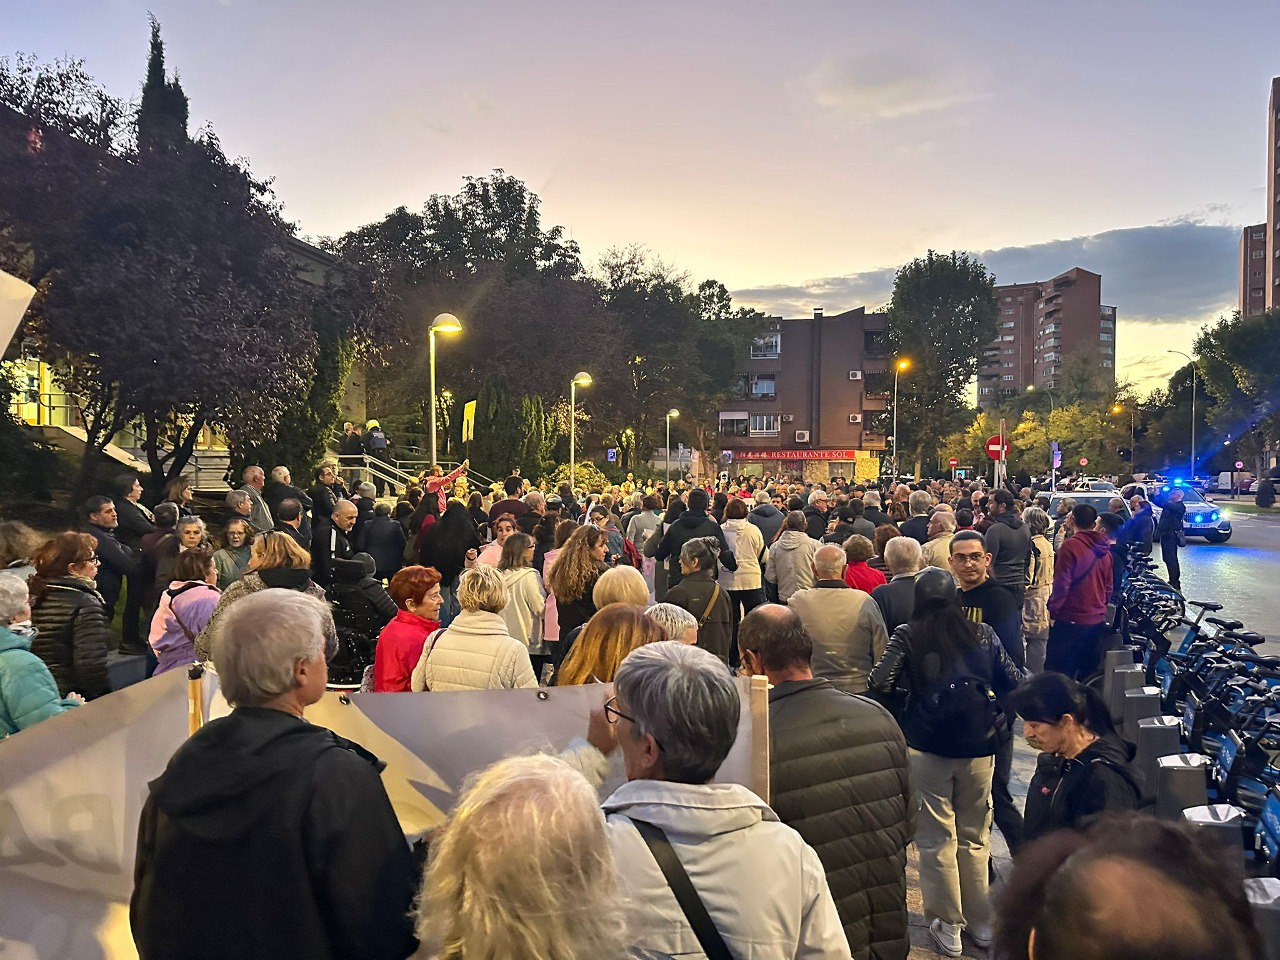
[
  {"xmin": 787, "ymin": 582, "xmax": 890, "ymax": 694},
  {"xmin": 719, "ymin": 518, "xmax": 766, "ymax": 591},
  {"xmin": 498, "ymin": 567, "xmax": 547, "ymax": 652},
  {"xmin": 764, "ymin": 531, "xmax": 819, "ymax": 604},
  {"xmin": 1023, "ymin": 534, "xmax": 1055, "ymax": 640},
  {"xmin": 921, "ymin": 532, "xmax": 954, "ymax": 571},
  {"xmin": 410, "ymin": 609, "xmax": 538, "ymax": 692}
]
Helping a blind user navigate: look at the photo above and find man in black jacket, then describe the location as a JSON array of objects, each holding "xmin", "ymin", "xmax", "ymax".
[
  {"xmin": 862, "ymin": 490, "xmax": 894, "ymax": 529},
  {"xmin": 983, "ymin": 490, "xmax": 1032, "ymax": 608},
  {"xmin": 83, "ymin": 495, "xmax": 140, "ymax": 628},
  {"xmin": 802, "ymin": 490, "xmax": 831, "ymax": 540},
  {"xmin": 1156, "ymin": 488, "xmax": 1186, "ymax": 590},
  {"xmin": 655, "ymin": 488, "xmax": 736, "ymax": 589},
  {"xmin": 748, "ymin": 490, "xmax": 786, "ymax": 545},
  {"xmin": 263, "ymin": 466, "xmax": 313, "ymax": 538},
  {"xmin": 272, "ymin": 498, "xmax": 309, "ymax": 550},
  {"xmin": 739, "ymin": 604, "xmax": 914, "ymax": 960},
  {"xmin": 311, "ymin": 500, "xmax": 357, "ymax": 589}
]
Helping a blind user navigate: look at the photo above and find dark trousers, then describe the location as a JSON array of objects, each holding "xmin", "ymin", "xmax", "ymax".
[
  {"xmin": 993, "ymin": 726, "xmax": 1023, "ymax": 854},
  {"xmin": 727, "ymin": 587, "xmax": 765, "ymax": 671},
  {"xmin": 1045, "ymin": 620, "xmax": 1108, "ymax": 681},
  {"xmin": 120, "ymin": 576, "xmax": 146, "ymax": 652},
  {"xmin": 1161, "ymin": 537, "xmax": 1181, "ymax": 590}
]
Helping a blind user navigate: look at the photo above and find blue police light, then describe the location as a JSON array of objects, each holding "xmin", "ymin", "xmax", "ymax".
[{"xmin": 1210, "ymin": 511, "xmax": 1219, "ymax": 521}]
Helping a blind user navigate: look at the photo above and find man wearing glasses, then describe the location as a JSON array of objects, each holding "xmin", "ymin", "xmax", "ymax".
[{"xmin": 593, "ymin": 642, "xmax": 847, "ymax": 958}]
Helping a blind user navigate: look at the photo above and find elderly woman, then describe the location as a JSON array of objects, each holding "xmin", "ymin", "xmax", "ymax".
[
  {"xmin": 868, "ymin": 523, "xmax": 898, "ymax": 574},
  {"xmin": 411, "ymin": 564, "xmax": 537, "ymax": 692},
  {"xmin": 416, "ymin": 754, "xmax": 625, "ymax": 960},
  {"xmin": 555, "ymin": 605, "xmax": 665, "ymax": 687},
  {"xmin": 195, "ymin": 533, "xmax": 330, "ymax": 662},
  {"xmin": 28, "ymin": 532, "xmax": 112, "ymax": 700},
  {"xmin": 1022, "ymin": 506, "xmax": 1055, "ymax": 674},
  {"xmin": 592, "ymin": 565, "xmax": 649, "ymax": 609},
  {"xmin": 643, "ymin": 602, "xmax": 699, "ymax": 645},
  {"xmin": 373, "ymin": 565, "xmax": 443, "ymax": 693},
  {"xmin": 764, "ymin": 510, "xmax": 819, "ymax": 604},
  {"xmin": 131, "ymin": 589, "xmax": 417, "ymax": 960},
  {"xmin": 591, "ymin": 642, "xmax": 848, "ymax": 957},
  {"xmin": 663, "ymin": 537, "xmax": 733, "ymax": 663},
  {"xmin": 0, "ymin": 573, "xmax": 82, "ymax": 736},
  {"xmin": 842, "ymin": 533, "xmax": 887, "ymax": 593},
  {"xmin": 149, "ymin": 548, "xmax": 220, "ymax": 676},
  {"xmin": 212, "ymin": 518, "xmax": 255, "ymax": 591},
  {"xmin": 0, "ymin": 520, "xmax": 42, "ymax": 583}
]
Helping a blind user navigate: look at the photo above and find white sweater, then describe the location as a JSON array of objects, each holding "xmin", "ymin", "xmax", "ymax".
[{"xmin": 498, "ymin": 567, "xmax": 546, "ymax": 651}]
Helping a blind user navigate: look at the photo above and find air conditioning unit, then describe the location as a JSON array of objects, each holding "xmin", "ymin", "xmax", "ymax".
[
  {"xmin": 848, "ymin": 413, "xmax": 863, "ymax": 424},
  {"xmin": 781, "ymin": 414, "xmax": 795, "ymax": 423},
  {"xmin": 794, "ymin": 430, "xmax": 810, "ymax": 443},
  {"xmin": 848, "ymin": 370, "xmax": 863, "ymax": 380}
]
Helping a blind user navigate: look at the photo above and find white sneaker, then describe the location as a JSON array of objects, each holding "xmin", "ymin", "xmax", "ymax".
[
  {"xmin": 929, "ymin": 918, "xmax": 963, "ymax": 957},
  {"xmin": 968, "ymin": 923, "xmax": 994, "ymax": 948}
]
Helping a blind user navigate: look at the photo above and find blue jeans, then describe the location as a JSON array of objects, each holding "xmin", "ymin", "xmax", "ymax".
[{"xmin": 439, "ymin": 579, "xmax": 461, "ymax": 627}]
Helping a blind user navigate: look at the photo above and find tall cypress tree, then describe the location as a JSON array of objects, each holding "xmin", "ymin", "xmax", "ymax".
[{"xmin": 138, "ymin": 16, "xmax": 189, "ymax": 152}]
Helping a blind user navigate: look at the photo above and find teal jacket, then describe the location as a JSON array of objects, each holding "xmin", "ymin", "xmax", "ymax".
[{"xmin": 0, "ymin": 624, "xmax": 80, "ymax": 737}]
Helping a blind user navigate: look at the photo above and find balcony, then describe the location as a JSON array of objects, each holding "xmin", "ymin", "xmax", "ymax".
[
  {"xmin": 863, "ymin": 357, "xmax": 888, "ymax": 375},
  {"xmin": 862, "ymin": 392, "xmax": 889, "ymax": 411},
  {"xmin": 860, "ymin": 432, "xmax": 887, "ymax": 450},
  {"xmin": 863, "ymin": 313, "xmax": 889, "ymax": 333}
]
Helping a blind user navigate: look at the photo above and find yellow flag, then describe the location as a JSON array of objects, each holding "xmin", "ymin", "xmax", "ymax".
[{"xmin": 461, "ymin": 400, "xmax": 477, "ymax": 443}]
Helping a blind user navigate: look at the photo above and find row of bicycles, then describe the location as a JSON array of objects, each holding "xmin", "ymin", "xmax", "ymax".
[{"xmin": 1114, "ymin": 551, "xmax": 1280, "ymax": 873}]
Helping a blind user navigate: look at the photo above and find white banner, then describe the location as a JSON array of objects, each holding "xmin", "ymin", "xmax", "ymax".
[
  {"xmin": 0, "ymin": 268, "xmax": 36, "ymax": 355},
  {"xmin": 0, "ymin": 671, "xmax": 768, "ymax": 960}
]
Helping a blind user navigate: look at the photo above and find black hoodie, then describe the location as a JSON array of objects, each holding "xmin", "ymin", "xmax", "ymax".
[
  {"xmin": 655, "ymin": 509, "xmax": 737, "ymax": 588},
  {"xmin": 131, "ymin": 707, "xmax": 417, "ymax": 960},
  {"xmin": 1022, "ymin": 732, "xmax": 1142, "ymax": 842}
]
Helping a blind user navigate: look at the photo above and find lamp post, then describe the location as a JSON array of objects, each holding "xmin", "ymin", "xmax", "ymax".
[
  {"xmin": 429, "ymin": 314, "xmax": 462, "ymax": 467},
  {"xmin": 665, "ymin": 408, "xmax": 680, "ymax": 482},
  {"xmin": 1027, "ymin": 383, "xmax": 1056, "ymax": 414},
  {"xmin": 1112, "ymin": 403, "xmax": 1136, "ymax": 471},
  {"xmin": 892, "ymin": 358, "xmax": 910, "ymax": 477},
  {"xmin": 1168, "ymin": 350, "xmax": 1196, "ymax": 477},
  {"xmin": 569, "ymin": 371, "xmax": 592, "ymax": 488}
]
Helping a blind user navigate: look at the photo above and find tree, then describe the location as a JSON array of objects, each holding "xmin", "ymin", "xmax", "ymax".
[
  {"xmin": 136, "ymin": 16, "xmax": 188, "ymax": 152},
  {"xmin": 469, "ymin": 378, "xmax": 524, "ymax": 480},
  {"xmin": 1195, "ymin": 310, "xmax": 1280, "ymax": 477},
  {"xmin": 886, "ymin": 251, "xmax": 999, "ymax": 476}
]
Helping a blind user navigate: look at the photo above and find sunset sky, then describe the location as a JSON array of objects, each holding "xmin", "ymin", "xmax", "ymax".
[{"xmin": 10, "ymin": 0, "xmax": 1278, "ymax": 392}]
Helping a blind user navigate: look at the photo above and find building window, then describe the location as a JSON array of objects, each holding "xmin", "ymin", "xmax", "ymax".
[
  {"xmin": 718, "ymin": 412, "xmax": 748, "ymax": 437},
  {"xmin": 1001, "ymin": 375, "xmax": 1015, "ymax": 381},
  {"xmin": 1004, "ymin": 296, "xmax": 1013, "ymax": 302},
  {"xmin": 1002, "ymin": 348, "xmax": 1014, "ymax": 355},
  {"xmin": 1002, "ymin": 361, "xmax": 1014, "ymax": 368},
  {"xmin": 1254, "ymin": 250, "xmax": 1266, "ymax": 259},
  {"xmin": 1001, "ymin": 321, "xmax": 1016, "ymax": 328},
  {"xmin": 1099, "ymin": 333, "xmax": 1113, "ymax": 342},
  {"xmin": 1002, "ymin": 309, "xmax": 1015, "ymax": 315},
  {"xmin": 1253, "ymin": 288, "xmax": 1265, "ymax": 298},
  {"xmin": 979, "ymin": 386, "xmax": 994, "ymax": 395},
  {"xmin": 749, "ymin": 333, "xmax": 781, "ymax": 359},
  {"xmin": 1254, "ymin": 270, "xmax": 1264, "ymax": 277},
  {"xmin": 1254, "ymin": 231, "xmax": 1265, "ymax": 239},
  {"xmin": 749, "ymin": 414, "xmax": 780, "ymax": 437},
  {"xmin": 1101, "ymin": 358, "xmax": 1113, "ymax": 367},
  {"xmin": 748, "ymin": 373, "xmax": 777, "ymax": 399},
  {"xmin": 1001, "ymin": 335, "xmax": 1015, "ymax": 342}
]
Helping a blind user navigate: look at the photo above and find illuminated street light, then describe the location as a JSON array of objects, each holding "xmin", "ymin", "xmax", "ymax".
[
  {"xmin": 429, "ymin": 314, "xmax": 462, "ymax": 467},
  {"xmin": 892, "ymin": 358, "xmax": 910, "ymax": 475},
  {"xmin": 569, "ymin": 371, "xmax": 593, "ymax": 487},
  {"xmin": 665, "ymin": 408, "xmax": 680, "ymax": 482}
]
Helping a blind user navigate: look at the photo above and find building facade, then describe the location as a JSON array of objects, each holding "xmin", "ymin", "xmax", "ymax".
[
  {"xmin": 977, "ymin": 267, "xmax": 1116, "ymax": 407},
  {"xmin": 1241, "ymin": 223, "xmax": 1268, "ymax": 316},
  {"xmin": 719, "ymin": 307, "xmax": 888, "ymax": 481}
]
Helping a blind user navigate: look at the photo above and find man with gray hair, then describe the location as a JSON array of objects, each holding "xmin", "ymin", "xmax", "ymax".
[
  {"xmin": 262, "ymin": 465, "xmax": 313, "ymax": 538},
  {"xmin": 595, "ymin": 641, "xmax": 848, "ymax": 957},
  {"xmin": 131, "ymin": 589, "xmax": 417, "ymax": 959},
  {"xmin": 223, "ymin": 489, "xmax": 255, "ymax": 530},
  {"xmin": 899, "ymin": 489, "xmax": 934, "ymax": 545},
  {"xmin": 644, "ymin": 602, "xmax": 699, "ymax": 645},
  {"xmin": 516, "ymin": 490, "xmax": 546, "ymax": 535},
  {"xmin": 921, "ymin": 509, "xmax": 958, "ymax": 570},
  {"xmin": 862, "ymin": 489, "xmax": 894, "ymax": 528},
  {"xmin": 871, "ymin": 536, "xmax": 923, "ymax": 633},
  {"xmin": 786, "ymin": 544, "xmax": 889, "ymax": 694},
  {"xmin": 737, "ymin": 604, "xmax": 914, "ymax": 958},
  {"xmin": 238, "ymin": 465, "xmax": 274, "ymax": 534},
  {"xmin": 748, "ymin": 488, "xmax": 786, "ymax": 550},
  {"xmin": 803, "ymin": 489, "xmax": 831, "ymax": 540}
]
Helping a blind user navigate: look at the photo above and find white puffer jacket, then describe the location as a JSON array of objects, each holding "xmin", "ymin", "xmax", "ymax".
[
  {"xmin": 498, "ymin": 567, "xmax": 546, "ymax": 652},
  {"xmin": 719, "ymin": 518, "xmax": 765, "ymax": 591},
  {"xmin": 409, "ymin": 609, "xmax": 538, "ymax": 692}
]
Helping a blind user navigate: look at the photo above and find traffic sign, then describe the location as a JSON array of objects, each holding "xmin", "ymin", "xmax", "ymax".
[
  {"xmin": 985, "ymin": 436, "xmax": 1009, "ymax": 460},
  {"xmin": 1236, "ymin": 460, "xmax": 1245, "ymax": 470},
  {"xmin": 1079, "ymin": 457, "xmax": 1089, "ymax": 467},
  {"xmin": 607, "ymin": 447, "xmax": 617, "ymax": 462},
  {"xmin": 948, "ymin": 457, "xmax": 959, "ymax": 468}
]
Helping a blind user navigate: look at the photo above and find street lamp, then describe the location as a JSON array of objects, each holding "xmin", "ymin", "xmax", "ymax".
[
  {"xmin": 429, "ymin": 313, "xmax": 462, "ymax": 467},
  {"xmin": 1112, "ymin": 403, "xmax": 1136, "ymax": 470},
  {"xmin": 1168, "ymin": 350, "xmax": 1196, "ymax": 477},
  {"xmin": 892, "ymin": 358, "xmax": 910, "ymax": 477},
  {"xmin": 1027, "ymin": 383, "xmax": 1056, "ymax": 414},
  {"xmin": 665, "ymin": 408, "xmax": 680, "ymax": 482},
  {"xmin": 569, "ymin": 371, "xmax": 592, "ymax": 488}
]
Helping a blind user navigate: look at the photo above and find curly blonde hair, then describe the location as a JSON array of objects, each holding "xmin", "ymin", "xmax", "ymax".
[
  {"xmin": 546, "ymin": 525, "xmax": 605, "ymax": 604},
  {"xmin": 417, "ymin": 754, "xmax": 624, "ymax": 960}
]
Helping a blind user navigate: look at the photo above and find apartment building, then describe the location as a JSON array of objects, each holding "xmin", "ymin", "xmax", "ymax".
[
  {"xmin": 1269, "ymin": 77, "xmax": 1280, "ymax": 311},
  {"xmin": 1241, "ymin": 223, "xmax": 1268, "ymax": 316},
  {"xmin": 977, "ymin": 267, "xmax": 1116, "ymax": 407},
  {"xmin": 719, "ymin": 307, "xmax": 888, "ymax": 480}
]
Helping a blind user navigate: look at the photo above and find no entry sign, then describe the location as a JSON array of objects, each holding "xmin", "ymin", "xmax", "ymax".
[
  {"xmin": 1079, "ymin": 457, "xmax": 1089, "ymax": 467},
  {"xmin": 985, "ymin": 436, "xmax": 1008, "ymax": 460},
  {"xmin": 948, "ymin": 457, "xmax": 959, "ymax": 468},
  {"xmin": 1236, "ymin": 461, "xmax": 1245, "ymax": 470}
]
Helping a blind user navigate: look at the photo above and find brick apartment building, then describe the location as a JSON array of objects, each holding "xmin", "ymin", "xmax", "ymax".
[
  {"xmin": 977, "ymin": 267, "xmax": 1116, "ymax": 408},
  {"xmin": 719, "ymin": 307, "xmax": 889, "ymax": 480},
  {"xmin": 1241, "ymin": 223, "xmax": 1268, "ymax": 316}
]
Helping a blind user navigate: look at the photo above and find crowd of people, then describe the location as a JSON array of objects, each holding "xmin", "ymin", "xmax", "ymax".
[{"xmin": 0, "ymin": 458, "xmax": 1264, "ymax": 960}]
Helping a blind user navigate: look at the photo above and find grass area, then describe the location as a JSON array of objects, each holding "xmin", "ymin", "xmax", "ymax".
[{"xmin": 1217, "ymin": 501, "xmax": 1279, "ymax": 516}]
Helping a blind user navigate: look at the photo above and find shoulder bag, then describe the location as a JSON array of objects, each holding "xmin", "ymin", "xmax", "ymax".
[{"xmin": 630, "ymin": 818, "xmax": 735, "ymax": 960}]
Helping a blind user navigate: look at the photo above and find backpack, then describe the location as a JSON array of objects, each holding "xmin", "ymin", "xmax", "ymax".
[
  {"xmin": 367, "ymin": 428, "xmax": 389, "ymax": 451},
  {"xmin": 907, "ymin": 643, "xmax": 1004, "ymax": 758},
  {"xmin": 621, "ymin": 535, "xmax": 644, "ymax": 570}
]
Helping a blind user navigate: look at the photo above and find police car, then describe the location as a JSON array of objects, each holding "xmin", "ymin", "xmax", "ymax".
[{"xmin": 1121, "ymin": 480, "xmax": 1232, "ymax": 544}]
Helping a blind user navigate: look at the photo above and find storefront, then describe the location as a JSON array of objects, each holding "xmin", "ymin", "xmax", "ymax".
[{"xmin": 723, "ymin": 449, "xmax": 881, "ymax": 483}]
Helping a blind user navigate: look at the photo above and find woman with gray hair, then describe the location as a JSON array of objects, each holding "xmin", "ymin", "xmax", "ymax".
[
  {"xmin": 643, "ymin": 602, "xmax": 699, "ymax": 644},
  {"xmin": 131, "ymin": 589, "xmax": 418, "ymax": 960},
  {"xmin": 416, "ymin": 754, "xmax": 625, "ymax": 960},
  {"xmin": 0, "ymin": 573, "xmax": 83, "ymax": 736},
  {"xmin": 594, "ymin": 641, "xmax": 848, "ymax": 957},
  {"xmin": 662, "ymin": 537, "xmax": 733, "ymax": 663},
  {"xmin": 1021, "ymin": 506, "xmax": 1055, "ymax": 674}
]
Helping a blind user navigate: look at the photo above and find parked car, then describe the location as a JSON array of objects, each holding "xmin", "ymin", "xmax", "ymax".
[
  {"xmin": 1049, "ymin": 493, "xmax": 1132, "ymax": 521},
  {"xmin": 1121, "ymin": 481, "xmax": 1232, "ymax": 544}
]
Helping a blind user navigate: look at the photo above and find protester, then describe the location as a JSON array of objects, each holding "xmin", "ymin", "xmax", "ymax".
[
  {"xmin": 28, "ymin": 532, "xmax": 111, "ymax": 700},
  {"xmin": 787, "ymin": 544, "xmax": 890, "ymax": 695},
  {"xmin": 137, "ymin": 503, "xmax": 179, "ymax": 611},
  {"xmin": 738, "ymin": 605, "xmax": 914, "ymax": 959},
  {"xmin": 1007, "ymin": 672, "xmax": 1141, "ymax": 842},
  {"xmin": 238, "ymin": 466, "xmax": 274, "ymax": 533},
  {"xmin": 899, "ymin": 490, "xmax": 933, "ymax": 544},
  {"xmin": 308, "ymin": 462, "xmax": 348, "ymax": 522},
  {"xmin": 0, "ymin": 520, "xmax": 41, "ymax": 583},
  {"xmin": 373, "ymin": 565, "xmax": 442, "ymax": 693},
  {"xmin": 984, "ymin": 489, "xmax": 1032, "ymax": 607},
  {"xmin": 221, "ymin": 490, "xmax": 257, "ymax": 531},
  {"xmin": 0, "ymin": 573, "xmax": 83, "ymax": 736},
  {"xmin": 1022, "ymin": 506, "xmax": 1055, "ymax": 675},
  {"xmin": 131, "ymin": 589, "xmax": 417, "ymax": 960},
  {"xmin": 921, "ymin": 510, "xmax": 957, "ymax": 570},
  {"xmin": 477, "ymin": 512, "xmax": 518, "ymax": 566},
  {"xmin": 487, "ymin": 475, "xmax": 530, "ymax": 524},
  {"xmin": 269, "ymin": 497, "xmax": 307, "ymax": 550},
  {"xmin": 869, "ymin": 568, "xmax": 1023, "ymax": 958},
  {"xmin": 311, "ymin": 499, "xmax": 357, "ymax": 588},
  {"xmin": 868, "ymin": 523, "xmax": 898, "ymax": 574},
  {"xmin": 863, "ymin": 490, "xmax": 894, "ymax": 528},
  {"xmin": 148, "ymin": 548, "xmax": 220, "ymax": 676},
  {"xmin": 719, "ymin": 497, "xmax": 765, "ymax": 667},
  {"xmin": 355, "ymin": 502, "xmax": 404, "ymax": 581},
  {"xmin": 410, "ymin": 564, "xmax": 537, "ymax": 692},
  {"xmin": 1125, "ymin": 495, "xmax": 1155, "ymax": 556},
  {"xmin": 643, "ymin": 602, "xmax": 699, "ymax": 645},
  {"xmin": 163, "ymin": 476, "xmax": 197, "ymax": 517},
  {"xmin": 993, "ymin": 814, "xmax": 1261, "ymax": 960},
  {"xmin": 747, "ymin": 488, "xmax": 786, "ymax": 545},
  {"xmin": 496, "ymin": 531, "xmax": 545, "ymax": 652},
  {"xmin": 1046, "ymin": 504, "xmax": 1113, "ymax": 680},
  {"xmin": 654, "ymin": 488, "xmax": 735, "ymax": 590},
  {"xmin": 842, "ymin": 533, "xmax": 888, "ymax": 593},
  {"xmin": 594, "ymin": 641, "xmax": 850, "ymax": 957},
  {"xmin": 415, "ymin": 754, "xmax": 625, "ymax": 960},
  {"xmin": 419, "ymin": 501, "xmax": 481, "ymax": 625},
  {"xmin": 663, "ymin": 537, "xmax": 733, "ymax": 663},
  {"xmin": 871, "ymin": 536, "xmax": 922, "ymax": 634},
  {"xmin": 262, "ymin": 466, "xmax": 312, "ymax": 536},
  {"xmin": 803, "ymin": 489, "xmax": 831, "ymax": 539},
  {"xmin": 764, "ymin": 510, "xmax": 820, "ymax": 603},
  {"xmin": 212, "ymin": 518, "xmax": 254, "ymax": 591},
  {"xmin": 195, "ymin": 533, "xmax": 331, "ymax": 661},
  {"xmin": 556, "ymin": 604, "xmax": 664, "ymax": 686},
  {"xmin": 82, "ymin": 494, "xmax": 140, "ymax": 633},
  {"xmin": 350, "ymin": 481, "xmax": 378, "ymax": 547},
  {"xmin": 547, "ymin": 524, "xmax": 608, "ymax": 641}
]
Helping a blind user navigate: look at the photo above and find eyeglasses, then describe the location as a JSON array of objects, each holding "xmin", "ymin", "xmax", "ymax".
[
  {"xmin": 80, "ymin": 555, "xmax": 101, "ymax": 565},
  {"xmin": 951, "ymin": 552, "xmax": 986, "ymax": 564},
  {"xmin": 604, "ymin": 696, "xmax": 663, "ymax": 750}
]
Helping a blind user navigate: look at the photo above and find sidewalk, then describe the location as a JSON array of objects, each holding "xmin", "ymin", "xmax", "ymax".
[{"xmin": 906, "ymin": 736, "xmax": 1038, "ymax": 957}]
